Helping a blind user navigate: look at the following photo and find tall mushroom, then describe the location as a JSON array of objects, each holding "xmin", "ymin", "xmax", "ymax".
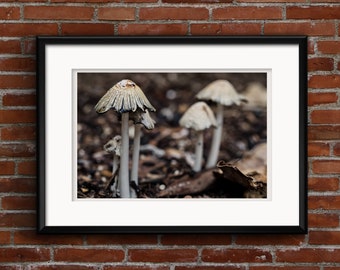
[
  {"xmin": 130, "ymin": 109, "xmax": 155, "ymax": 198},
  {"xmin": 196, "ymin": 79, "xmax": 247, "ymax": 169},
  {"xmin": 179, "ymin": 102, "xmax": 217, "ymax": 172},
  {"xmin": 95, "ymin": 79, "xmax": 155, "ymax": 198}
]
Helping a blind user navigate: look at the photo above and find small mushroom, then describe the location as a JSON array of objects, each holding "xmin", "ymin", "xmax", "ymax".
[
  {"xmin": 104, "ymin": 135, "xmax": 121, "ymax": 197},
  {"xmin": 130, "ymin": 109, "xmax": 156, "ymax": 198},
  {"xmin": 179, "ymin": 101, "xmax": 217, "ymax": 172},
  {"xmin": 95, "ymin": 79, "xmax": 155, "ymax": 198},
  {"xmin": 196, "ymin": 79, "xmax": 247, "ymax": 169}
]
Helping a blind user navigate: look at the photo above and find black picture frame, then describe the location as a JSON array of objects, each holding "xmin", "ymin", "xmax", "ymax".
[{"xmin": 37, "ymin": 36, "xmax": 307, "ymax": 234}]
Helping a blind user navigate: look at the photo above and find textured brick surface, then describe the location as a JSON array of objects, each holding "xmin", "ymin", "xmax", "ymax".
[{"xmin": 0, "ymin": 1, "xmax": 339, "ymax": 269}]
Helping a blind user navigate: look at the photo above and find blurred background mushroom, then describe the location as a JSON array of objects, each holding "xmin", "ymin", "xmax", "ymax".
[
  {"xmin": 196, "ymin": 79, "xmax": 247, "ymax": 169},
  {"xmin": 179, "ymin": 102, "xmax": 217, "ymax": 172}
]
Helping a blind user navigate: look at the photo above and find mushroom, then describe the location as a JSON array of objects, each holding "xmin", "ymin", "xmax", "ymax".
[
  {"xmin": 95, "ymin": 79, "xmax": 155, "ymax": 198},
  {"xmin": 104, "ymin": 135, "xmax": 121, "ymax": 197},
  {"xmin": 196, "ymin": 79, "xmax": 247, "ymax": 169},
  {"xmin": 179, "ymin": 102, "xmax": 217, "ymax": 172},
  {"xmin": 130, "ymin": 109, "xmax": 155, "ymax": 198}
]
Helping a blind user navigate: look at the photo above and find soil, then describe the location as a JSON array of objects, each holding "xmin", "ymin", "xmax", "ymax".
[{"xmin": 77, "ymin": 73, "xmax": 267, "ymax": 199}]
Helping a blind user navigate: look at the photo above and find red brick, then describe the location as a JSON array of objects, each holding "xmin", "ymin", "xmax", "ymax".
[
  {"xmin": 0, "ymin": 248, "xmax": 49, "ymax": 262},
  {"xmin": 318, "ymin": 41, "xmax": 340, "ymax": 54},
  {"xmin": 338, "ymin": 61, "xmax": 340, "ymax": 71},
  {"xmin": 0, "ymin": 23, "xmax": 58, "ymax": 36},
  {"xmin": 308, "ymin": 57, "xmax": 334, "ymax": 71},
  {"xmin": 176, "ymin": 267, "xmax": 245, "ymax": 270},
  {"xmin": 313, "ymin": 160, "xmax": 340, "ymax": 174},
  {"xmin": 287, "ymin": 6, "xmax": 340, "ymax": 19},
  {"xmin": 1, "ymin": 0, "xmax": 46, "ymax": 2},
  {"xmin": 163, "ymin": 0, "xmax": 232, "ymax": 2},
  {"xmin": 0, "ymin": 75, "xmax": 35, "ymax": 89},
  {"xmin": 0, "ymin": 40, "xmax": 21, "ymax": 54},
  {"xmin": 104, "ymin": 267, "xmax": 169, "ymax": 270},
  {"xmin": 0, "ymin": 178, "xmax": 36, "ymax": 193},
  {"xmin": 54, "ymin": 248, "xmax": 125, "ymax": 262},
  {"xmin": 311, "ymin": 0, "xmax": 340, "ymax": 2},
  {"xmin": 18, "ymin": 160, "xmax": 36, "ymax": 175},
  {"xmin": 311, "ymin": 110, "xmax": 340, "ymax": 124},
  {"xmin": 24, "ymin": 6, "xmax": 94, "ymax": 20},
  {"xmin": 239, "ymin": 0, "xmax": 306, "ymax": 2},
  {"xmin": 3, "ymin": 93, "xmax": 36, "ymax": 106},
  {"xmin": 235, "ymin": 235, "xmax": 305, "ymax": 245},
  {"xmin": 309, "ymin": 195, "xmax": 340, "ymax": 210},
  {"xmin": 0, "ymin": 58, "xmax": 35, "ymax": 72},
  {"xmin": 309, "ymin": 125, "xmax": 340, "ymax": 140},
  {"xmin": 86, "ymin": 234, "xmax": 158, "ymax": 245},
  {"xmin": 124, "ymin": 0, "xmax": 157, "ymax": 2},
  {"xmin": 23, "ymin": 39, "xmax": 36, "ymax": 54},
  {"xmin": 0, "ymin": 7, "xmax": 20, "ymax": 20},
  {"xmin": 334, "ymin": 143, "xmax": 340, "ymax": 156},
  {"xmin": 2, "ymin": 196, "xmax": 36, "ymax": 210},
  {"xmin": 161, "ymin": 234, "xmax": 231, "ymax": 245},
  {"xmin": 0, "ymin": 143, "xmax": 35, "ymax": 158},
  {"xmin": 98, "ymin": 7, "xmax": 135, "ymax": 21},
  {"xmin": 202, "ymin": 248, "xmax": 272, "ymax": 263},
  {"xmin": 309, "ymin": 231, "xmax": 340, "ymax": 245},
  {"xmin": 52, "ymin": 0, "xmax": 117, "ymax": 2},
  {"xmin": 61, "ymin": 23, "xmax": 114, "ymax": 35},
  {"xmin": 308, "ymin": 142, "xmax": 330, "ymax": 156},
  {"xmin": 309, "ymin": 75, "xmax": 340, "ymax": 89},
  {"xmin": 249, "ymin": 267, "xmax": 319, "ymax": 270},
  {"xmin": 191, "ymin": 23, "xmax": 261, "ymax": 35},
  {"xmin": 1, "ymin": 125, "xmax": 36, "ymax": 140},
  {"xmin": 277, "ymin": 248, "xmax": 340, "ymax": 263},
  {"xmin": 140, "ymin": 7, "xmax": 209, "ymax": 20},
  {"xmin": 308, "ymin": 92, "xmax": 337, "ymax": 106},
  {"xmin": 309, "ymin": 213, "xmax": 339, "ymax": 228},
  {"xmin": 308, "ymin": 39, "xmax": 315, "ymax": 54},
  {"xmin": 213, "ymin": 6, "xmax": 282, "ymax": 20},
  {"xmin": 325, "ymin": 268, "xmax": 340, "ymax": 270},
  {"xmin": 14, "ymin": 230, "xmax": 83, "ymax": 245},
  {"xmin": 308, "ymin": 177, "xmax": 339, "ymax": 191},
  {"xmin": 0, "ymin": 110, "xmax": 36, "ymax": 124},
  {"xmin": 0, "ymin": 213, "xmax": 36, "ymax": 227},
  {"xmin": 0, "ymin": 161, "xmax": 15, "ymax": 175},
  {"xmin": 118, "ymin": 24, "xmax": 187, "ymax": 35},
  {"xmin": 0, "ymin": 231, "xmax": 11, "ymax": 244},
  {"xmin": 28, "ymin": 266, "xmax": 98, "ymax": 270},
  {"xmin": 264, "ymin": 22, "xmax": 335, "ymax": 36},
  {"xmin": 128, "ymin": 249, "xmax": 197, "ymax": 263}
]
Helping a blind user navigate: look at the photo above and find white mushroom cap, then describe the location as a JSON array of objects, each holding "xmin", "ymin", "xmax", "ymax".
[
  {"xmin": 196, "ymin": 79, "xmax": 247, "ymax": 106},
  {"xmin": 104, "ymin": 135, "xmax": 122, "ymax": 156},
  {"xmin": 95, "ymin": 79, "xmax": 156, "ymax": 114},
  {"xmin": 243, "ymin": 82, "xmax": 267, "ymax": 108},
  {"xmin": 179, "ymin": 102, "xmax": 217, "ymax": 131}
]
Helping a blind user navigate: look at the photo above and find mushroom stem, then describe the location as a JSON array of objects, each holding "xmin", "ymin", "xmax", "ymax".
[
  {"xmin": 119, "ymin": 112, "xmax": 130, "ymax": 198},
  {"xmin": 111, "ymin": 154, "xmax": 120, "ymax": 197},
  {"xmin": 194, "ymin": 131, "xmax": 204, "ymax": 172},
  {"xmin": 131, "ymin": 124, "xmax": 142, "ymax": 198},
  {"xmin": 206, "ymin": 103, "xmax": 224, "ymax": 168}
]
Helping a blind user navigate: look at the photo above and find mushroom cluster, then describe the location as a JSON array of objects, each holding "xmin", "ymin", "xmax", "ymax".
[
  {"xmin": 94, "ymin": 77, "xmax": 247, "ymax": 198},
  {"xmin": 95, "ymin": 79, "xmax": 155, "ymax": 198}
]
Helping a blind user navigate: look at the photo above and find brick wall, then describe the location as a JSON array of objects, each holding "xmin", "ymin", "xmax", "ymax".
[{"xmin": 0, "ymin": 0, "xmax": 339, "ymax": 269}]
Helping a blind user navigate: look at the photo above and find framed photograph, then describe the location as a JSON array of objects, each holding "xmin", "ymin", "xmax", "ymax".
[{"xmin": 37, "ymin": 36, "xmax": 307, "ymax": 233}]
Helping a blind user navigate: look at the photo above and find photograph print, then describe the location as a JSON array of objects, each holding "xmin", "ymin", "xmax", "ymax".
[{"xmin": 77, "ymin": 72, "xmax": 268, "ymax": 199}]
